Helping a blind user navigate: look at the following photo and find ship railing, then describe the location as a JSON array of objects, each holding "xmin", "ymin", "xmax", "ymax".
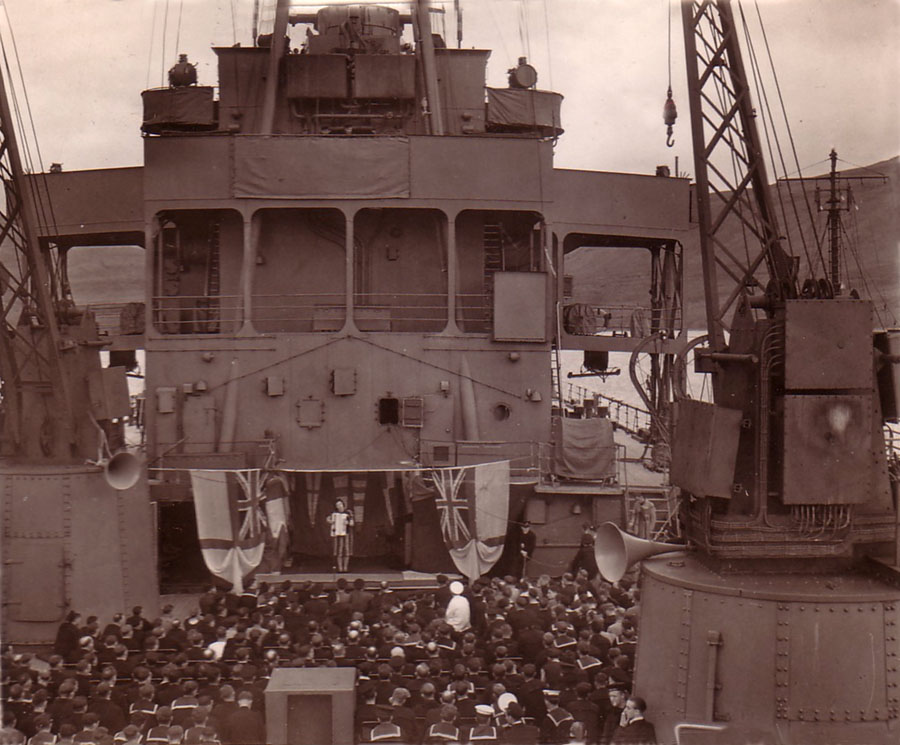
[
  {"xmin": 455, "ymin": 292, "xmax": 492, "ymax": 332},
  {"xmin": 349, "ymin": 292, "xmax": 448, "ymax": 332},
  {"xmin": 560, "ymin": 382, "xmax": 652, "ymax": 440},
  {"xmin": 253, "ymin": 292, "xmax": 449, "ymax": 333},
  {"xmin": 151, "ymin": 294, "xmax": 242, "ymax": 334},
  {"xmin": 561, "ymin": 302, "xmax": 682, "ymax": 338},
  {"xmin": 149, "ymin": 292, "xmax": 455, "ymax": 333},
  {"xmin": 252, "ymin": 292, "xmax": 348, "ymax": 332},
  {"xmin": 420, "ymin": 440, "xmax": 551, "ymax": 484}
]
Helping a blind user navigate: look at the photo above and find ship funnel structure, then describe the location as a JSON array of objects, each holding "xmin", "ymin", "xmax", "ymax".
[
  {"xmin": 103, "ymin": 451, "xmax": 143, "ymax": 491},
  {"xmin": 593, "ymin": 521, "xmax": 682, "ymax": 582}
]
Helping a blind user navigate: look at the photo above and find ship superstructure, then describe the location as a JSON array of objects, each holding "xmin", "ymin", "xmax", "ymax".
[
  {"xmin": 3, "ymin": 0, "xmax": 691, "ymax": 638},
  {"xmin": 134, "ymin": 4, "xmax": 692, "ymax": 575}
]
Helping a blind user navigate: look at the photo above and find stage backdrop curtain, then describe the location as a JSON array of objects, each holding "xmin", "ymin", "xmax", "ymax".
[
  {"xmin": 190, "ymin": 469, "xmax": 266, "ymax": 593},
  {"xmin": 432, "ymin": 461, "xmax": 510, "ymax": 582},
  {"xmin": 289, "ymin": 471, "xmax": 400, "ymax": 559}
]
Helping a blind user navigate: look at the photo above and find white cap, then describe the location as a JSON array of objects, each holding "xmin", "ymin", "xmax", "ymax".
[
  {"xmin": 475, "ymin": 704, "xmax": 494, "ymax": 717},
  {"xmin": 450, "ymin": 581, "xmax": 464, "ymax": 595},
  {"xmin": 497, "ymin": 692, "xmax": 518, "ymax": 712}
]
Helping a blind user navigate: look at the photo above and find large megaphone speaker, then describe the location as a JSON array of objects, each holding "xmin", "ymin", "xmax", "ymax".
[
  {"xmin": 104, "ymin": 450, "xmax": 143, "ymax": 491},
  {"xmin": 594, "ymin": 521, "xmax": 682, "ymax": 582}
]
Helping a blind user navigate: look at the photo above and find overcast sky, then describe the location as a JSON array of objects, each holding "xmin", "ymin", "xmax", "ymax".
[{"xmin": 4, "ymin": 0, "xmax": 898, "ymax": 178}]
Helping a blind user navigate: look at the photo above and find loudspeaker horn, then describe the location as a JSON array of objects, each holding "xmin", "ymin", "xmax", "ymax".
[
  {"xmin": 594, "ymin": 521, "xmax": 682, "ymax": 582},
  {"xmin": 104, "ymin": 450, "xmax": 143, "ymax": 491}
]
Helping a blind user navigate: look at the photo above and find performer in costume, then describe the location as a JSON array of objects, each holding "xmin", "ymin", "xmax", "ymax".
[{"xmin": 327, "ymin": 498, "xmax": 354, "ymax": 572}]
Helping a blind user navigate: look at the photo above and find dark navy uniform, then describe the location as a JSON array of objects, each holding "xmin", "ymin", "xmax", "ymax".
[{"xmin": 423, "ymin": 721, "xmax": 460, "ymax": 743}]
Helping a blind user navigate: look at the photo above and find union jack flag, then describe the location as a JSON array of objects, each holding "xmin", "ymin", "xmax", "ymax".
[
  {"xmin": 191, "ymin": 468, "xmax": 269, "ymax": 594},
  {"xmin": 232, "ymin": 470, "xmax": 267, "ymax": 547},
  {"xmin": 432, "ymin": 468, "xmax": 471, "ymax": 548}
]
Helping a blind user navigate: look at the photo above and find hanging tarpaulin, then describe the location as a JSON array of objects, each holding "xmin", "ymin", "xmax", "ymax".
[
  {"xmin": 190, "ymin": 469, "xmax": 267, "ymax": 593},
  {"xmin": 431, "ymin": 461, "xmax": 510, "ymax": 582}
]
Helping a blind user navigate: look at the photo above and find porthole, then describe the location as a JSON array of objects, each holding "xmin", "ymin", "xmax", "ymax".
[{"xmin": 493, "ymin": 403, "xmax": 511, "ymax": 421}]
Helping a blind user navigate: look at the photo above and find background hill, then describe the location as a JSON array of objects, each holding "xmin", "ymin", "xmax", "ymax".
[{"xmin": 566, "ymin": 155, "xmax": 899, "ymax": 330}]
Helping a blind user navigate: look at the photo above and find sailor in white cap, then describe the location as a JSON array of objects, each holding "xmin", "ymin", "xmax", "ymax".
[
  {"xmin": 444, "ymin": 580, "xmax": 471, "ymax": 632},
  {"xmin": 465, "ymin": 704, "xmax": 500, "ymax": 743},
  {"xmin": 541, "ymin": 689, "xmax": 574, "ymax": 743}
]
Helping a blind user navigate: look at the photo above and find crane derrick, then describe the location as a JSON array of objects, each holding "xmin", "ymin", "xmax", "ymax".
[
  {"xmin": 681, "ymin": 0, "xmax": 797, "ymax": 356},
  {"xmin": 671, "ymin": 0, "xmax": 895, "ymax": 556},
  {"xmin": 628, "ymin": 4, "xmax": 900, "ymax": 738},
  {"xmin": 0, "ymin": 49, "xmax": 101, "ymax": 461}
]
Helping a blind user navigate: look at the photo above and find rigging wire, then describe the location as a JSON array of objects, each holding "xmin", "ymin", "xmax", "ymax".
[
  {"xmin": 844, "ymin": 215, "xmax": 896, "ymax": 327},
  {"xmin": 0, "ymin": 4, "xmax": 61, "ymax": 261},
  {"xmin": 781, "ymin": 159, "xmax": 830, "ymax": 179},
  {"xmin": 175, "ymin": 0, "xmax": 185, "ymax": 56},
  {"xmin": 542, "ymin": 0, "xmax": 553, "ymax": 90},
  {"xmin": 748, "ymin": 0, "xmax": 827, "ymax": 278},
  {"xmin": 833, "ymin": 156, "xmax": 889, "ymax": 178},
  {"xmin": 517, "ymin": 0, "xmax": 531, "ymax": 62},
  {"xmin": 0, "ymin": 17, "xmax": 67, "ymax": 431},
  {"xmin": 843, "ymin": 221, "xmax": 891, "ymax": 328},
  {"xmin": 740, "ymin": 18, "xmax": 808, "ymax": 277},
  {"xmin": 146, "ymin": 0, "xmax": 159, "ymax": 90},
  {"xmin": 667, "ymin": 0, "xmax": 672, "ymax": 91},
  {"xmin": 161, "ymin": 0, "xmax": 170, "ymax": 86},
  {"xmin": 738, "ymin": 2, "xmax": 816, "ymax": 279},
  {"xmin": 484, "ymin": 1, "xmax": 512, "ymax": 71}
]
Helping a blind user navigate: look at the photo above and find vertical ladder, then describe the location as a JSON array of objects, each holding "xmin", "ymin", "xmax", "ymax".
[
  {"xmin": 204, "ymin": 220, "xmax": 221, "ymax": 333},
  {"xmin": 550, "ymin": 344, "xmax": 563, "ymax": 410},
  {"xmin": 482, "ymin": 221, "xmax": 503, "ymax": 330}
]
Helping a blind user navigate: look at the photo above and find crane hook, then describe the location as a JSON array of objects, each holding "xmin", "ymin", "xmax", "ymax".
[{"xmin": 663, "ymin": 86, "xmax": 677, "ymax": 148}]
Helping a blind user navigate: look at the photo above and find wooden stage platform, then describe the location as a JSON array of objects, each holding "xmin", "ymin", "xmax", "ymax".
[{"xmin": 255, "ymin": 568, "xmax": 461, "ymax": 591}]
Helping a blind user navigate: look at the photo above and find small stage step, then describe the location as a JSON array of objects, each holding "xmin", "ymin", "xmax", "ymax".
[{"xmin": 256, "ymin": 569, "xmax": 461, "ymax": 591}]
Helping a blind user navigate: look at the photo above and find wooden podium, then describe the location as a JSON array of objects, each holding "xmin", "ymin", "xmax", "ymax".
[{"xmin": 265, "ymin": 667, "xmax": 356, "ymax": 745}]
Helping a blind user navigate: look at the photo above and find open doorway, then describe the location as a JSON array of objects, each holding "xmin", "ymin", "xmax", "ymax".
[{"xmin": 158, "ymin": 501, "xmax": 211, "ymax": 592}]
